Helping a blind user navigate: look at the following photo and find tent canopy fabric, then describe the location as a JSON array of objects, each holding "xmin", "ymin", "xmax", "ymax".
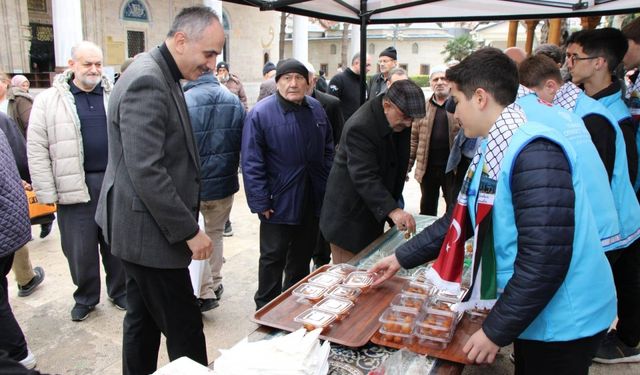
[{"xmin": 224, "ymin": 1, "xmax": 640, "ymax": 24}]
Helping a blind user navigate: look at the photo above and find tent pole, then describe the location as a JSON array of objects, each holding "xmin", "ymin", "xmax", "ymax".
[{"xmin": 360, "ymin": 0, "xmax": 368, "ymax": 104}]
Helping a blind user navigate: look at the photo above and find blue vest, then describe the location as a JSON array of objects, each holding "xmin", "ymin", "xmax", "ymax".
[
  {"xmin": 597, "ymin": 91, "xmax": 640, "ymax": 191},
  {"xmin": 574, "ymin": 92, "xmax": 640, "ymax": 248},
  {"xmin": 482, "ymin": 122, "xmax": 616, "ymax": 342},
  {"xmin": 517, "ymin": 94, "xmax": 621, "ymax": 250}
]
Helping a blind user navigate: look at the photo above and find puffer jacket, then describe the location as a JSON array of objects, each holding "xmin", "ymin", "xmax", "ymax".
[
  {"xmin": 0, "ymin": 130, "xmax": 31, "ymax": 258},
  {"xmin": 396, "ymin": 139, "xmax": 575, "ymax": 346},
  {"xmin": 184, "ymin": 74, "xmax": 245, "ymax": 201},
  {"xmin": 27, "ymin": 70, "xmax": 112, "ymax": 204}
]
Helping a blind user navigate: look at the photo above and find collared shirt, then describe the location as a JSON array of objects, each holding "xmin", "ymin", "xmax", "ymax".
[
  {"xmin": 70, "ymin": 80, "xmax": 108, "ymax": 172},
  {"xmin": 159, "ymin": 42, "xmax": 183, "ymax": 82}
]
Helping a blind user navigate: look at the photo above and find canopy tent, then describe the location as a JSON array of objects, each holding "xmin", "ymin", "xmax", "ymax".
[
  {"xmin": 224, "ymin": 0, "xmax": 640, "ymax": 24},
  {"xmin": 224, "ymin": 0, "xmax": 640, "ymax": 100}
]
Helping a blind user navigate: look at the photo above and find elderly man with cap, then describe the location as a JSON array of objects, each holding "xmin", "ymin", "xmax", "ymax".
[
  {"xmin": 217, "ymin": 61, "xmax": 248, "ymax": 110},
  {"xmin": 408, "ymin": 65, "xmax": 460, "ymax": 216},
  {"xmin": 320, "ymin": 79, "xmax": 426, "ymax": 263},
  {"xmin": 242, "ymin": 58, "xmax": 334, "ymax": 309},
  {"xmin": 369, "ymin": 46, "xmax": 398, "ymax": 98},
  {"xmin": 257, "ymin": 61, "xmax": 277, "ymax": 102}
]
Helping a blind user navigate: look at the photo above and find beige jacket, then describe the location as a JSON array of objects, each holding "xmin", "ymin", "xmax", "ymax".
[
  {"xmin": 408, "ymin": 94, "xmax": 459, "ymax": 184},
  {"xmin": 27, "ymin": 70, "xmax": 112, "ymax": 204}
]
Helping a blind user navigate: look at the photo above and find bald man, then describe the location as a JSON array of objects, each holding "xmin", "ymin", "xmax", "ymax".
[
  {"xmin": 28, "ymin": 41, "xmax": 126, "ymax": 322},
  {"xmin": 504, "ymin": 46, "xmax": 527, "ymax": 66}
]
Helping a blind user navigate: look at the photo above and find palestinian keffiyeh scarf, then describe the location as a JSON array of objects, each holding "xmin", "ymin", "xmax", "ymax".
[
  {"xmin": 426, "ymin": 104, "xmax": 527, "ymax": 310},
  {"xmin": 553, "ymin": 81, "xmax": 582, "ymax": 111}
]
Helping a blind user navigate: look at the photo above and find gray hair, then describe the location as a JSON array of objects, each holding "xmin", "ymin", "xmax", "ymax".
[
  {"xmin": 167, "ymin": 6, "xmax": 220, "ymax": 41},
  {"xmin": 388, "ymin": 67, "xmax": 408, "ymax": 79},
  {"xmin": 351, "ymin": 53, "xmax": 361, "ymax": 65},
  {"xmin": 534, "ymin": 43, "xmax": 565, "ymax": 65},
  {"xmin": 70, "ymin": 41, "xmax": 102, "ymax": 61}
]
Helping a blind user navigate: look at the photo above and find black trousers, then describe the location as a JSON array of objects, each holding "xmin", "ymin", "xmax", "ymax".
[
  {"xmin": 419, "ymin": 163, "xmax": 448, "ymax": 216},
  {"xmin": 57, "ymin": 172, "xmax": 125, "ymax": 306},
  {"xmin": 513, "ymin": 330, "xmax": 605, "ymax": 375},
  {"xmin": 606, "ymin": 238, "xmax": 640, "ymax": 347},
  {"xmin": 255, "ymin": 210, "xmax": 318, "ymax": 310},
  {"xmin": 0, "ymin": 253, "xmax": 28, "ymax": 362},
  {"xmin": 312, "ymin": 231, "xmax": 331, "ymax": 268},
  {"xmin": 121, "ymin": 260, "xmax": 207, "ymax": 375}
]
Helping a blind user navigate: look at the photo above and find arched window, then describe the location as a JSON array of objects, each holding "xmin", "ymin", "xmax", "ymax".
[
  {"xmin": 369, "ymin": 43, "xmax": 375, "ymax": 55},
  {"xmin": 330, "ymin": 44, "xmax": 337, "ymax": 55},
  {"xmin": 122, "ymin": 0, "xmax": 149, "ymax": 22},
  {"xmin": 412, "ymin": 43, "xmax": 419, "ymax": 54}
]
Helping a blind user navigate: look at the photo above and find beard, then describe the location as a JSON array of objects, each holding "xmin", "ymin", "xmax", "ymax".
[
  {"xmin": 218, "ymin": 74, "xmax": 229, "ymax": 83},
  {"xmin": 80, "ymin": 74, "xmax": 101, "ymax": 89}
]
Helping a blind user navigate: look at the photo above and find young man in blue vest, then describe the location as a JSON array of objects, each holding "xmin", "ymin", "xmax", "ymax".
[
  {"xmin": 519, "ymin": 55, "xmax": 640, "ymax": 253},
  {"xmin": 371, "ymin": 48, "xmax": 616, "ymax": 374},
  {"xmin": 567, "ymin": 28, "xmax": 640, "ymax": 364}
]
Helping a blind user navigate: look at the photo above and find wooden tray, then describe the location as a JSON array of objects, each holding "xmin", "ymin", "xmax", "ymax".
[
  {"xmin": 370, "ymin": 314, "xmax": 484, "ymax": 364},
  {"xmin": 252, "ymin": 265, "xmax": 407, "ymax": 347}
]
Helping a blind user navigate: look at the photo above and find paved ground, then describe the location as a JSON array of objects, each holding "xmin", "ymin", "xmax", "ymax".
[
  {"xmin": 9, "ymin": 176, "xmax": 431, "ymax": 375},
  {"xmin": 8, "ymin": 153, "xmax": 639, "ymax": 373}
]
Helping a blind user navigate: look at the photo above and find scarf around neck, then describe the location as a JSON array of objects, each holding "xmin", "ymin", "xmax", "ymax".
[{"xmin": 426, "ymin": 104, "xmax": 527, "ymax": 311}]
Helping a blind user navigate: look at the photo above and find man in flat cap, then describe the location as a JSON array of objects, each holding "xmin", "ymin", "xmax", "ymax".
[
  {"xmin": 369, "ymin": 46, "xmax": 398, "ymax": 98},
  {"xmin": 242, "ymin": 58, "xmax": 334, "ymax": 309},
  {"xmin": 320, "ymin": 79, "xmax": 426, "ymax": 263},
  {"xmin": 217, "ymin": 61, "xmax": 248, "ymax": 110}
]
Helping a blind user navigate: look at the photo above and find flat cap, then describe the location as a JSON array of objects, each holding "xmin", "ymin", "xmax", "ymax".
[{"xmin": 385, "ymin": 79, "xmax": 426, "ymax": 118}]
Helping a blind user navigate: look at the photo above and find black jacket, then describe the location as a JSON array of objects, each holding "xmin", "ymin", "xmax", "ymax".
[
  {"xmin": 0, "ymin": 113, "xmax": 29, "ymax": 181},
  {"xmin": 328, "ymin": 68, "xmax": 365, "ymax": 121},
  {"xmin": 367, "ymin": 73, "xmax": 388, "ymax": 99},
  {"xmin": 320, "ymin": 95, "xmax": 409, "ymax": 253},
  {"xmin": 396, "ymin": 139, "xmax": 575, "ymax": 346},
  {"xmin": 312, "ymin": 88, "xmax": 345, "ymax": 147}
]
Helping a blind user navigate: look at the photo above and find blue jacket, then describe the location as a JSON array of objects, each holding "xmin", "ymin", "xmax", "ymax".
[
  {"xmin": 0, "ymin": 129, "xmax": 31, "ymax": 258},
  {"xmin": 241, "ymin": 93, "xmax": 334, "ymax": 224},
  {"xmin": 486, "ymin": 122, "xmax": 615, "ymax": 343},
  {"xmin": 517, "ymin": 94, "xmax": 621, "ymax": 250},
  {"xmin": 184, "ymin": 74, "xmax": 245, "ymax": 201}
]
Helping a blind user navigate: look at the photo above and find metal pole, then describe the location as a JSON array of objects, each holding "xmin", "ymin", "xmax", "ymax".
[{"xmin": 359, "ymin": 0, "xmax": 368, "ymax": 104}]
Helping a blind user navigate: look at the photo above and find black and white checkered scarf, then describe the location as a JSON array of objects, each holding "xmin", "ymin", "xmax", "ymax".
[{"xmin": 553, "ymin": 82, "xmax": 582, "ymax": 112}]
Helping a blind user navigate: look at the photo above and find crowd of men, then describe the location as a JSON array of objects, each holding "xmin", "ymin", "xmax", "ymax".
[{"xmin": 1, "ymin": 5, "xmax": 640, "ymax": 374}]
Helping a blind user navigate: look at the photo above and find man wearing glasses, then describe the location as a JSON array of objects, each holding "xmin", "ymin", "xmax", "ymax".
[
  {"xmin": 368, "ymin": 46, "xmax": 398, "ymax": 98},
  {"xmin": 566, "ymin": 28, "xmax": 640, "ymax": 365}
]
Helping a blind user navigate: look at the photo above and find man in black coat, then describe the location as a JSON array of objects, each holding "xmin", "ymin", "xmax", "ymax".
[
  {"xmin": 320, "ymin": 80, "xmax": 426, "ymax": 263},
  {"xmin": 328, "ymin": 52, "xmax": 371, "ymax": 121}
]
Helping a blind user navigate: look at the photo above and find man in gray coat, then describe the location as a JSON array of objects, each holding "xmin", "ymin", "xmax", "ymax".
[{"xmin": 95, "ymin": 6, "xmax": 223, "ymax": 374}]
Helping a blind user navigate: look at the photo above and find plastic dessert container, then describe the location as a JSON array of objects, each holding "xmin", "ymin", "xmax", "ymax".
[
  {"xmin": 402, "ymin": 281, "xmax": 435, "ymax": 299},
  {"xmin": 343, "ymin": 271, "xmax": 374, "ymax": 291},
  {"xmin": 308, "ymin": 272, "xmax": 344, "ymax": 289},
  {"xmin": 435, "ymin": 287, "xmax": 468, "ymax": 303},
  {"xmin": 313, "ymin": 296, "xmax": 354, "ymax": 320},
  {"xmin": 292, "ymin": 283, "xmax": 328, "ymax": 303},
  {"xmin": 326, "ymin": 264, "xmax": 357, "ymax": 278},
  {"xmin": 390, "ymin": 293, "xmax": 425, "ymax": 314},
  {"xmin": 326, "ymin": 285, "xmax": 362, "ymax": 301},
  {"xmin": 377, "ymin": 307, "xmax": 417, "ymax": 344},
  {"xmin": 294, "ymin": 308, "xmax": 337, "ymax": 332}
]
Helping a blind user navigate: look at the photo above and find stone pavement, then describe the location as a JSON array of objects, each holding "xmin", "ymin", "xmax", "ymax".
[{"xmin": 8, "ymin": 176, "xmax": 639, "ymax": 374}]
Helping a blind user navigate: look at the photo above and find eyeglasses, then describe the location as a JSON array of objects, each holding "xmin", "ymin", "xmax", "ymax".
[{"xmin": 566, "ymin": 54, "xmax": 600, "ymax": 64}]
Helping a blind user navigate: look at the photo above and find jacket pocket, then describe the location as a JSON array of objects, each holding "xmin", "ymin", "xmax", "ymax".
[{"xmin": 131, "ymin": 197, "xmax": 148, "ymax": 213}]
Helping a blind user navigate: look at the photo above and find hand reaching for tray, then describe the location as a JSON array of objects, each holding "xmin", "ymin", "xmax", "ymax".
[
  {"xmin": 370, "ymin": 254, "xmax": 402, "ymax": 287},
  {"xmin": 463, "ymin": 328, "xmax": 499, "ymax": 364}
]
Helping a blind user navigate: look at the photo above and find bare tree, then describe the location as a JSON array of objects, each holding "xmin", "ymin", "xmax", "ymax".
[
  {"xmin": 279, "ymin": 12, "xmax": 288, "ymax": 61},
  {"xmin": 340, "ymin": 23, "xmax": 350, "ymax": 68}
]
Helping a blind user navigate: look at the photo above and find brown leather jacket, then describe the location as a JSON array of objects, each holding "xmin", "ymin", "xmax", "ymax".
[{"xmin": 408, "ymin": 94, "xmax": 459, "ymax": 184}]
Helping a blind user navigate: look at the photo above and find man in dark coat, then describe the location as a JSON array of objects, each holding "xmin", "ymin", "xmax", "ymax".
[
  {"xmin": 328, "ymin": 52, "xmax": 371, "ymax": 121},
  {"xmin": 95, "ymin": 6, "xmax": 223, "ymax": 374},
  {"xmin": 320, "ymin": 79, "xmax": 426, "ymax": 263},
  {"xmin": 368, "ymin": 46, "xmax": 398, "ymax": 99},
  {"xmin": 242, "ymin": 59, "xmax": 334, "ymax": 309}
]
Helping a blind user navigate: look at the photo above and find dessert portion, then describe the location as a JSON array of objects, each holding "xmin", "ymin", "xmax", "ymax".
[
  {"xmin": 378, "ymin": 307, "xmax": 417, "ymax": 344},
  {"xmin": 294, "ymin": 308, "xmax": 337, "ymax": 332},
  {"xmin": 292, "ymin": 283, "xmax": 328, "ymax": 303}
]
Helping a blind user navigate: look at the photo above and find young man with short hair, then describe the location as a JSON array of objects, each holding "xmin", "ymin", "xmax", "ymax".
[{"xmin": 371, "ymin": 48, "xmax": 616, "ymax": 374}]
